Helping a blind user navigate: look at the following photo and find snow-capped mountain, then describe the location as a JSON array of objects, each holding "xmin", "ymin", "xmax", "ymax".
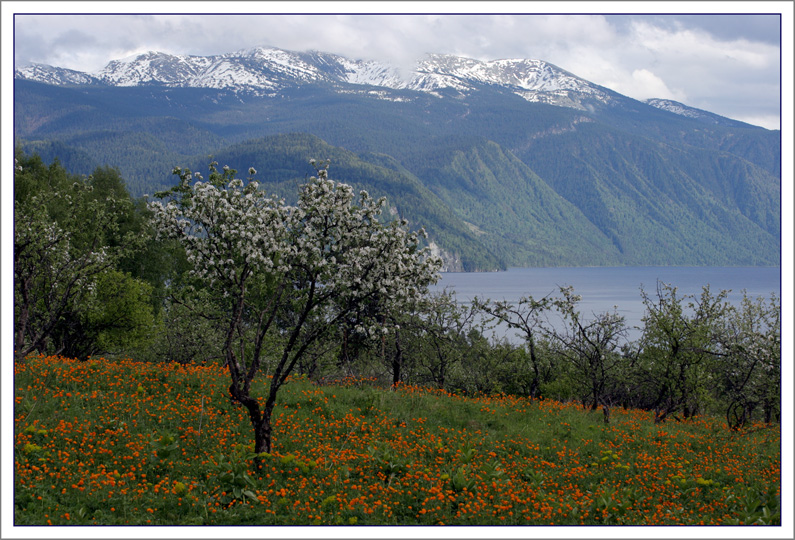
[
  {"xmin": 15, "ymin": 63, "xmax": 101, "ymax": 86},
  {"xmin": 644, "ymin": 98, "xmax": 751, "ymax": 127},
  {"xmin": 15, "ymin": 46, "xmax": 618, "ymax": 111},
  {"xmin": 406, "ymin": 54, "xmax": 614, "ymax": 108},
  {"xmin": 14, "ymin": 45, "xmax": 779, "ymax": 271},
  {"xmin": 99, "ymin": 51, "xmax": 213, "ymax": 86},
  {"xmin": 645, "ymin": 98, "xmax": 703, "ymax": 118}
]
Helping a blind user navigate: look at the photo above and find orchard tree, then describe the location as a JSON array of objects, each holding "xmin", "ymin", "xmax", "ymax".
[
  {"xmin": 149, "ymin": 160, "xmax": 440, "ymax": 454},
  {"xmin": 144, "ymin": 289, "xmax": 225, "ymax": 365},
  {"xmin": 637, "ymin": 282, "xmax": 728, "ymax": 423},
  {"xmin": 445, "ymin": 332, "xmax": 522, "ymax": 396},
  {"xmin": 414, "ymin": 289, "xmax": 480, "ymax": 389},
  {"xmin": 52, "ymin": 269, "xmax": 155, "ymax": 360},
  {"xmin": 714, "ymin": 292, "xmax": 780, "ymax": 428},
  {"xmin": 547, "ymin": 286, "xmax": 628, "ymax": 422},
  {"xmin": 474, "ymin": 292, "xmax": 555, "ymax": 399}
]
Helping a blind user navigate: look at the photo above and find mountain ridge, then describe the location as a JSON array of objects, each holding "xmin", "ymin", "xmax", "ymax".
[
  {"xmin": 14, "ymin": 46, "xmax": 780, "ymax": 271},
  {"xmin": 16, "ymin": 46, "xmax": 765, "ymax": 128}
]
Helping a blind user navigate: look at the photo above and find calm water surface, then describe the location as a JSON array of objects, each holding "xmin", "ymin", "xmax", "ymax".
[{"xmin": 432, "ymin": 266, "xmax": 781, "ymax": 342}]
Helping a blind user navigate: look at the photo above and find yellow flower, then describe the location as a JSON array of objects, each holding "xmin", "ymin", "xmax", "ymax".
[{"xmin": 22, "ymin": 443, "xmax": 42, "ymax": 454}]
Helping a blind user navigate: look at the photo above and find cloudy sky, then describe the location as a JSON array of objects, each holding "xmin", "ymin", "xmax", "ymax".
[{"xmin": 8, "ymin": 4, "xmax": 789, "ymax": 129}]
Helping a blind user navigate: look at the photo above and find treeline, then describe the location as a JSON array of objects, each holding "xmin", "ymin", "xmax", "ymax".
[
  {"xmin": 14, "ymin": 151, "xmax": 171, "ymax": 360},
  {"xmin": 14, "ymin": 150, "xmax": 780, "ymax": 436}
]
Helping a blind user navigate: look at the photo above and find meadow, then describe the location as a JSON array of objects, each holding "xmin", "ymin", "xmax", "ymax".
[{"xmin": 13, "ymin": 354, "xmax": 780, "ymax": 527}]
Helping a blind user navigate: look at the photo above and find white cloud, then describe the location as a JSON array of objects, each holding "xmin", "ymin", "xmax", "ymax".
[
  {"xmin": 631, "ymin": 20, "xmax": 775, "ymax": 69},
  {"xmin": 613, "ymin": 69, "xmax": 682, "ymax": 102},
  {"xmin": 10, "ymin": 12, "xmax": 782, "ymax": 128},
  {"xmin": 732, "ymin": 114, "xmax": 780, "ymax": 130}
]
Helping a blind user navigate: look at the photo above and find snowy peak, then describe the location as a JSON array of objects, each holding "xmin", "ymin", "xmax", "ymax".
[
  {"xmin": 15, "ymin": 46, "xmax": 631, "ymax": 111},
  {"xmin": 98, "ymin": 51, "xmax": 213, "ymax": 86},
  {"xmin": 336, "ymin": 56, "xmax": 405, "ymax": 88},
  {"xmin": 225, "ymin": 47, "xmax": 332, "ymax": 84},
  {"xmin": 644, "ymin": 98, "xmax": 754, "ymax": 127},
  {"xmin": 14, "ymin": 63, "xmax": 101, "ymax": 86},
  {"xmin": 409, "ymin": 54, "xmax": 614, "ymax": 108},
  {"xmin": 94, "ymin": 47, "xmax": 354, "ymax": 91},
  {"xmin": 645, "ymin": 98, "xmax": 710, "ymax": 120},
  {"xmin": 416, "ymin": 54, "xmax": 572, "ymax": 91}
]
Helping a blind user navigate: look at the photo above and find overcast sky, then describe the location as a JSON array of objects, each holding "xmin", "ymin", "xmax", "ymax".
[{"xmin": 9, "ymin": 5, "xmax": 787, "ymax": 129}]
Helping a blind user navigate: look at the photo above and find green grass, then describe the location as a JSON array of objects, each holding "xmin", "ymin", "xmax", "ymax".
[{"xmin": 13, "ymin": 355, "xmax": 780, "ymax": 527}]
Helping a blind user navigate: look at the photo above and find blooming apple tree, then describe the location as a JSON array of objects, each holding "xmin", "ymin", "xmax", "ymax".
[
  {"xmin": 714, "ymin": 292, "xmax": 780, "ymax": 428},
  {"xmin": 149, "ymin": 160, "xmax": 441, "ymax": 453}
]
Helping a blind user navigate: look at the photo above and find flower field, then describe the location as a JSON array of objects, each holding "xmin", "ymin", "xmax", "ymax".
[{"xmin": 14, "ymin": 355, "xmax": 780, "ymax": 527}]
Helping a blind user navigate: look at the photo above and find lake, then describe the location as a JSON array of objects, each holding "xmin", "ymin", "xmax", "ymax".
[{"xmin": 431, "ymin": 266, "xmax": 781, "ymax": 342}]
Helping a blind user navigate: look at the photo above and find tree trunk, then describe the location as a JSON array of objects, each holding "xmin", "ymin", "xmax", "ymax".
[
  {"xmin": 254, "ymin": 411, "xmax": 273, "ymax": 455},
  {"xmin": 339, "ymin": 327, "xmax": 349, "ymax": 368},
  {"xmin": 229, "ymin": 381, "xmax": 273, "ymax": 456},
  {"xmin": 763, "ymin": 400, "xmax": 774, "ymax": 424},
  {"xmin": 528, "ymin": 337, "xmax": 540, "ymax": 400},
  {"xmin": 15, "ymin": 286, "xmax": 30, "ymax": 357},
  {"xmin": 391, "ymin": 327, "xmax": 402, "ymax": 388}
]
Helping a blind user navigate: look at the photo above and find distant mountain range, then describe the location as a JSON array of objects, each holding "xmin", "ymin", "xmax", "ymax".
[{"xmin": 15, "ymin": 46, "xmax": 780, "ymax": 271}]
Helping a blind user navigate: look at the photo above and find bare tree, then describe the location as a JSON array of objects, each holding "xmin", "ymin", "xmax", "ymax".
[
  {"xmin": 474, "ymin": 292, "xmax": 554, "ymax": 399},
  {"xmin": 547, "ymin": 286, "xmax": 628, "ymax": 422}
]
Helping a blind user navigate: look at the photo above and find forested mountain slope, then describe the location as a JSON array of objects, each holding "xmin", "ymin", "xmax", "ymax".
[{"xmin": 15, "ymin": 48, "xmax": 781, "ymax": 269}]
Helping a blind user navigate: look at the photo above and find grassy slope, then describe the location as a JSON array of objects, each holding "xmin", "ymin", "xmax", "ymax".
[{"xmin": 14, "ymin": 355, "xmax": 780, "ymax": 527}]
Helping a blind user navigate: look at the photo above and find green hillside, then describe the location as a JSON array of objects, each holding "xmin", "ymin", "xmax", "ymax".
[
  {"xmin": 404, "ymin": 136, "xmax": 621, "ymax": 266},
  {"xmin": 521, "ymin": 124, "xmax": 780, "ymax": 265},
  {"xmin": 14, "ymin": 79, "xmax": 781, "ymax": 269},
  {"xmin": 188, "ymin": 134, "xmax": 506, "ymax": 271}
]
